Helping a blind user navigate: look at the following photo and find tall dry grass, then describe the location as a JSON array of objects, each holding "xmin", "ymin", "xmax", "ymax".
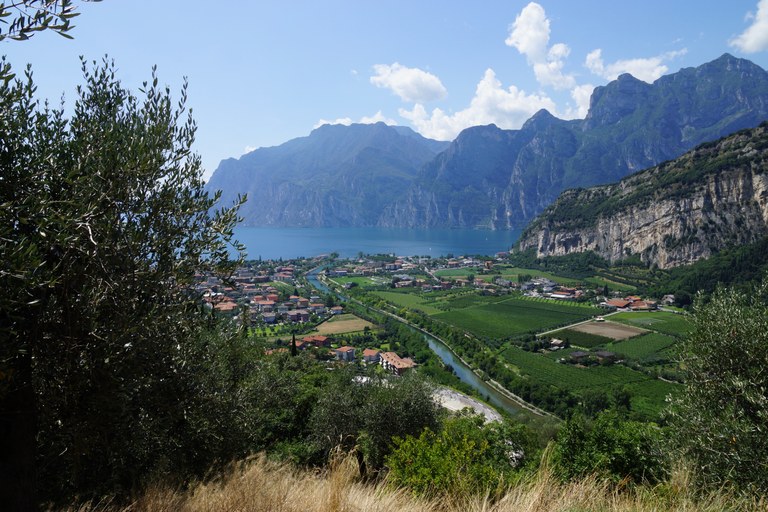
[{"xmin": 61, "ymin": 453, "xmax": 765, "ymax": 512}]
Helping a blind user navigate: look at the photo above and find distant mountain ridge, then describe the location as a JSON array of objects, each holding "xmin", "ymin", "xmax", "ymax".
[
  {"xmin": 206, "ymin": 54, "xmax": 768, "ymax": 229},
  {"xmin": 517, "ymin": 123, "xmax": 768, "ymax": 268},
  {"xmin": 206, "ymin": 122, "xmax": 449, "ymax": 227}
]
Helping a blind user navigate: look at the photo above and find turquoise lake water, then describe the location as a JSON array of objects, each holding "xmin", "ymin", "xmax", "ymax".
[{"xmin": 233, "ymin": 227, "xmax": 522, "ymax": 260}]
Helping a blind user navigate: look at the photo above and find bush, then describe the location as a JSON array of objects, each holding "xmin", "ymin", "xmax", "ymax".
[
  {"xmin": 386, "ymin": 412, "xmax": 539, "ymax": 498},
  {"xmin": 667, "ymin": 281, "xmax": 768, "ymax": 495},
  {"xmin": 552, "ymin": 411, "xmax": 667, "ymax": 484}
]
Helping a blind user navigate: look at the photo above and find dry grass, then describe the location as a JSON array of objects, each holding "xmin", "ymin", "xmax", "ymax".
[
  {"xmin": 570, "ymin": 320, "xmax": 647, "ymax": 340},
  {"xmin": 60, "ymin": 454, "xmax": 765, "ymax": 512},
  {"xmin": 312, "ymin": 314, "xmax": 376, "ymax": 335}
]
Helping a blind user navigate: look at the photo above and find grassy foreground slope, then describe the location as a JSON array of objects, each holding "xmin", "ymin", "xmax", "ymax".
[{"xmin": 64, "ymin": 454, "xmax": 761, "ymax": 512}]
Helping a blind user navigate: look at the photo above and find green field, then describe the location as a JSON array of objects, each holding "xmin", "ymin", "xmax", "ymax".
[
  {"xmin": 433, "ymin": 297, "xmax": 599, "ymax": 338},
  {"xmin": 502, "ymin": 346, "xmax": 677, "ymax": 417},
  {"xmin": 625, "ymin": 379, "xmax": 680, "ymax": 418},
  {"xmin": 610, "ymin": 311, "xmax": 691, "ymax": 337},
  {"xmin": 333, "ymin": 276, "xmax": 389, "ymax": 288},
  {"xmin": 609, "ymin": 332, "xmax": 678, "ymax": 361},
  {"xmin": 503, "ymin": 346, "xmax": 649, "ymax": 390},
  {"xmin": 549, "ymin": 328, "xmax": 614, "ymax": 348},
  {"xmin": 372, "ymin": 291, "xmax": 443, "ymax": 315}
]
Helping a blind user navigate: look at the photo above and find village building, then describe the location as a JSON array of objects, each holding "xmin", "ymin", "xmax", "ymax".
[
  {"xmin": 362, "ymin": 348, "xmax": 381, "ymax": 363},
  {"xmin": 334, "ymin": 346, "xmax": 356, "ymax": 362},
  {"xmin": 379, "ymin": 351, "xmax": 416, "ymax": 375},
  {"xmin": 302, "ymin": 335, "xmax": 330, "ymax": 348}
]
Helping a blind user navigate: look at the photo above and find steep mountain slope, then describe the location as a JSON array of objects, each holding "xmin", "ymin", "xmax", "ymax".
[
  {"xmin": 206, "ymin": 122, "xmax": 450, "ymax": 227},
  {"xmin": 383, "ymin": 54, "xmax": 768, "ymax": 229},
  {"xmin": 516, "ymin": 123, "xmax": 768, "ymax": 268}
]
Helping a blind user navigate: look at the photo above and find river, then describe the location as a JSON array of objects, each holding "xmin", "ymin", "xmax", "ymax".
[{"xmin": 306, "ymin": 266, "xmax": 538, "ymax": 418}]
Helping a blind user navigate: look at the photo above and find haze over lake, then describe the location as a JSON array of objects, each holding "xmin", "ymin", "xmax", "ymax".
[{"xmin": 234, "ymin": 227, "xmax": 522, "ymax": 260}]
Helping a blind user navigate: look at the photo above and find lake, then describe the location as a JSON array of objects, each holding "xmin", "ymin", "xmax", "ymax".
[{"xmin": 233, "ymin": 227, "xmax": 522, "ymax": 260}]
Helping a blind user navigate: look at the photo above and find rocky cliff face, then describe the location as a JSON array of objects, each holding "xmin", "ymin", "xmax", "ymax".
[{"xmin": 517, "ymin": 124, "xmax": 768, "ymax": 268}]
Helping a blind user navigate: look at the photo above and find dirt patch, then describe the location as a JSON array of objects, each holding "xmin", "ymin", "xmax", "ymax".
[
  {"xmin": 570, "ymin": 320, "xmax": 646, "ymax": 340},
  {"xmin": 313, "ymin": 315, "xmax": 375, "ymax": 335}
]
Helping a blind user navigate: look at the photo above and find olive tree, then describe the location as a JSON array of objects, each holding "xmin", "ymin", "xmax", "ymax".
[
  {"xmin": 0, "ymin": 58, "xmax": 244, "ymax": 505},
  {"xmin": 668, "ymin": 282, "xmax": 768, "ymax": 495}
]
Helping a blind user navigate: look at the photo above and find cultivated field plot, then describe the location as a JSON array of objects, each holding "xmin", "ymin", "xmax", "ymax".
[
  {"xmin": 610, "ymin": 311, "xmax": 691, "ymax": 337},
  {"xmin": 371, "ymin": 291, "xmax": 443, "ymax": 315},
  {"xmin": 502, "ymin": 346, "xmax": 650, "ymax": 391},
  {"xmin": 333, "ymin": 276, "xmax": 389, "ymax": 288},
  {"xmin": 609, "ymin": 332, "xmax": 678, "ymax": 361},
  {"xmin": 502, "ymin": 346, "xmax": 677, "ymax": 417},
  {"xmin": 569, "ymin": 320, "xmax": 647, "ymax": 340},
  {"xmin": 625, "ymin": 379, "xmax": 680, "ymax": 418},
  {"xmin": 313, "ymin": 314, "xmax": 375, "ymax": 335},
  {"xmin": 550, "ymin": 328, "xmax": 614, "ymax": 348},
  {"xmin": 433, "ymin": 297, "xmax": 599, "ymax": 339}
]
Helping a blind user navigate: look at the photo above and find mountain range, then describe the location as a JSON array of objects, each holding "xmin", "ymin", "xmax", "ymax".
[
  {"xmin": 206, "ymin": 54, "xmax": 768, "ymax": 230},
  {"xmin": 517, "ymin": 122, "xmax": 768, "ymax": 268}
]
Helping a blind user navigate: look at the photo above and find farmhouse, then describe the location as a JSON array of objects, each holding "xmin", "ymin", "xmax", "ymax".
[
  {"xmin": 569, "ymin": 351, "xmax": 590, "ymax": 363},
  {"xmin": 594, "ymin": 350, "xmax": 617, "ymax": 364},
  {"xmin": 380, "ymin": 351, "xmax": 416, "ymax": 375},
  {"xmin": 605, "ymin": 298, "xmax": 631, "ymax": 309},
  {"xmin": 335, "ymin": 346, "xmax": 356, "ymax": 362},
  {"xmin": 302, "ymin": 335, "xmax": 330, "ymax": 348},
  {"xmin": 362, "ymin": 348, "xmax": 381, "ymax": 363},
  {"xmin": 549, "ymin": 338, "xmax": 567, "ymax": 350}
]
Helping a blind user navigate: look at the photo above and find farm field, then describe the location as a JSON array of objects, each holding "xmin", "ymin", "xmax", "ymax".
[
  {"xmin": 502, "ymin": 346, "xmax": 675, "ymax": 416},
  {"xmin": 432, "ymin": 297, "xmax": 600, "ymax": 338},
  {"xmin": 312, "ymin": 314, "xmax": 376, "ymax": 335},
  {"xmin": 371, "ymin": 291, "xmax": 444, "ymax": 315},
  {"xmin": 433, "ymin": 265, "xmax": 638, "ymax": 292},
  {"xmin": 503, "ymin": 346, "xmax": 650, "ymax": 390},
  {"xmin": 568, "ymin": 320, "xmax": 647, "ymax": 340},
  {"xmin": 333, "ymin": 276, "xmax": 389, "ymax": 288},
  {"xmin": 609, "ymin": 332, "xmax": 678, "ymax": 361},
  {"xmin": 610, "ymin": 311, "xmax": 691, "ymax": 337},
  {"xmin": 625, "ymin": 378, "xmax": 680, "ymax": 418},
  {"xmin": 549, "ymin": 328, "xmax": 614, "ymax": 348}
]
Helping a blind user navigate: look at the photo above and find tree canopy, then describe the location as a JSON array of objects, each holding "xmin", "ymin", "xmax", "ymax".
[
  {"xmin": 668, "ymin": 281, "xmax": 768, "ymax": 495},
  {"xmin": 0, "ymin": 57, "xmax": 244, "ymax": 505}
]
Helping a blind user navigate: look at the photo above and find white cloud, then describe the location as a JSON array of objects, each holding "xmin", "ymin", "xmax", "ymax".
[
  {"xmin": 243, "ymin": 145, "xmax": 257, "ymax": 154},
  {"xmin": 313, "ymin": 111, "xmax": 398, "ymax": 129},
  {"xmin": 399, "ymin": 68, "xmax": 557, "ymax": 140},
  {"xmin": 730, "ymin": 0, "xmax": 768, "ymax": 53},
  {"xmin": 585, "ymin": 48, "xmax": 687, "ymax": 83},
  {"xmin": 565, "ymin": 84, "xmax": 595, "ymax": 119},
  {"xmin": 370, "ymin": 63, "xmax": 447, "ymax": 103},
  {"xmin": 505, "ymin": 2, "xmax": 575, "ymax": 89},
  {"xmin": 505, "ymin": 2, "xmax": 550, "ymax": 61}
]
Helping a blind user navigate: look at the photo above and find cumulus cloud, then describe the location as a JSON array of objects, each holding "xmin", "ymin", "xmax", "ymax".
[
  {"xmin": 313, "ymin": 111, "xmax": 398, "ymax": 129},
  {"xmin": 505, "ymin": 2, "xmax": 575, "ymax": 89},
  {"xmin": 399, "ymin": 68, "xmax": 558, "ymax": 140},
  {"xmin": 585, "ymin": 48, "xmax": 687, "ymax": 83},
  {"xmin": 370, "ymin": 63, "xmax": 447, "ymax": 103},
  {"xmin": 564, "ymin": 84, "xmax": 595, "ymax": 119},
  {"xmin": 730, "ymin": 0, "xmax": 768, "ymax": 52}
]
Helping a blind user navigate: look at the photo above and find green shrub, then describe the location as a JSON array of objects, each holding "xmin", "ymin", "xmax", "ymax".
[
  {"xmin": 386, "ymin": 412, "xmax": 539, "ymax": 498},
  {"xmin": 552, "ymin": 411, "xmax": 667, "ymax": 484}
]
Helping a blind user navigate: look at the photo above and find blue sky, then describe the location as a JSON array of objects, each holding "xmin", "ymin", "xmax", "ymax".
[{"xmin": 4, "ymin": 1, "xmax": 768, "ymax": 180}]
